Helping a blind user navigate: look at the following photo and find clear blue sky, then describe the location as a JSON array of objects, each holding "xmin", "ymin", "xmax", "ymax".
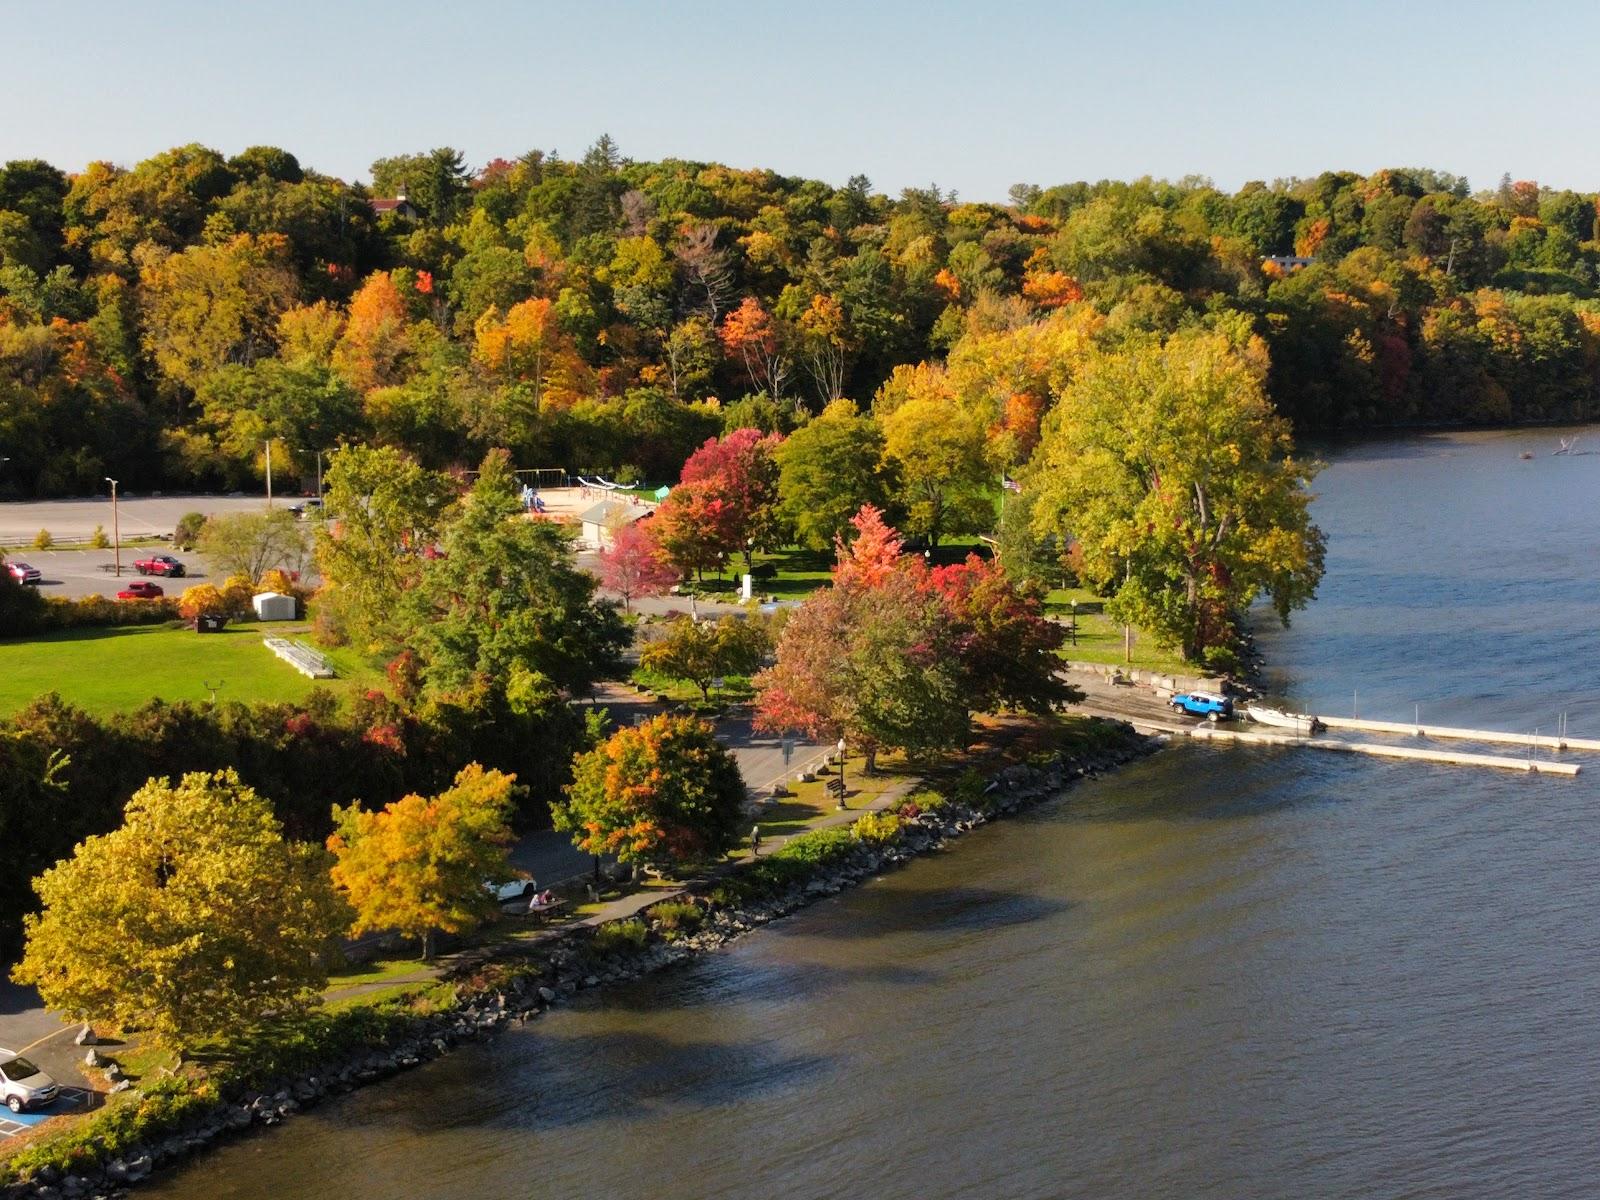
[{"xmin": 7, "ymin": 0, "xmax": 1597, "ymax": 200}]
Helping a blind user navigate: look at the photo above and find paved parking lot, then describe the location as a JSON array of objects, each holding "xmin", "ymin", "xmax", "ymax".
[
  {"xmin": 7, "ymin": 548, "xmax": 225, "ymax": 599},
  {"xmin": 0, "ymin": 493, "xmax": 283, "ymax": 545}
]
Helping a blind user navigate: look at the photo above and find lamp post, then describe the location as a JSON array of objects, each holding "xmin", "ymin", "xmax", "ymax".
[
  {"xmin": 835, "ymin": 737, "xmax": 847, "ymax": 809},
  {"xmin": 104, "ymin": 477, "xmax": 120, "ymax": 576},
  {"xmin": 1069, "ymin": 599, "xmax": 1077, "ymax": 646},
  {"xmin": 264, "ymin": 439, "xmax": 274, "ymax": 509}
]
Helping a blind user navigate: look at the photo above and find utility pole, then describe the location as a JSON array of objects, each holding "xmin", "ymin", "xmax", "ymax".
[
  {"xmin": 316, "ymin": 448, "xmax": 324, "ymax": 500},
  {"xmin": 264, "ymin": 440, "xmax": 273, "ymax": 509},
  {"xmin": 105, "ymin": 477, "xmax": 120, "ymax": 576}
]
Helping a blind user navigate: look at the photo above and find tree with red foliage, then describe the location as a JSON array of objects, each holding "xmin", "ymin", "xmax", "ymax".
[
  {"xmin": 679, "ymin": 427, "xmax": 785, "ymax": 569},
  {"xmin": 756, "ymin": 506, "xmax": 1076, "ymax": 768},
  {"xmin": 923, "ymin": 555, "xmax": 1076, "ymax": 714},
  {"xmin": 597, "ymin": 521, "xmax": 679, "ymax": 612},
  {"xmin": 651, "ymin": 481, "xmax": 740, "ymax": 581}
]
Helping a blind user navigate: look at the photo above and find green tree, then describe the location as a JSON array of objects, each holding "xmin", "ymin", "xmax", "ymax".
[
  {"xmin": 12, "ymin": 770, "xmax": 347, "ymax": 1050},
  {"xmin": 775, "ymin": 400, "xmax": 895, "ymax": 549},
  {"xmin": 196, "ymin": 508, "xmax": 309, "ymax": 583},
  {"xmin": 554, "ymin": 714, "xmax": 746, "ymax": 871},
  {"xmin": 405, "ymin": 449, "xmax": 628, "ymax": 696},
  {"xmin": 315, "ymin": 445, "xmax": 453, "ymax": 646},
  {"xmin": 641, "ymin": 615, "xmax": 770, "ymax": 700},
  {"xmin": 1029, "ymin": 329, "xmax": 1325, "ymax": 665},
  {"xmin": 879, "ymin": 390, "xmax": 993, "ymax": 548},
  {"xmin": 328, "ymin": 764, "xmax": 517, "ymax": 961}
]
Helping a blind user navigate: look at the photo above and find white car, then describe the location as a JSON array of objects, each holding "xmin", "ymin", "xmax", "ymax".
[
  {"xmin": 486, "ymin": 878, "xmax": 532, "ymax": 903},
  {"xmin": 0, "ymin": 1051, "xmax": 59, "ymax": 1113}
]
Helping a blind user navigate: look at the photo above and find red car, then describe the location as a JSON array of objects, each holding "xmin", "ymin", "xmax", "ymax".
[{"xmin": 117, "ymin": 580, "xmax": 165, "ymax": 600}]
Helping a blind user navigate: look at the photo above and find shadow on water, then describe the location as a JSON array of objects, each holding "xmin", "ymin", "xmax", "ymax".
[
  {"xmin": 354, "ymin": 1029, "xmax": 835, "ymax": 1135},
  {"xmin": 766, "ymin": 885, "xmax": 1070, "ymax": 939},
  {"xmin": 1056, "ymin": 743, "xmax": 1373, "ymax": 824},
  {"xmin": 598, "ymin": 957, "xmax": 937, "ymax": 1013}
]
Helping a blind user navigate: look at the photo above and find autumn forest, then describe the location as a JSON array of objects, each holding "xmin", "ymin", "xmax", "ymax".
[{"xmin": 2, "ymin": 142, "xmax": 1598, "ymax": 499}]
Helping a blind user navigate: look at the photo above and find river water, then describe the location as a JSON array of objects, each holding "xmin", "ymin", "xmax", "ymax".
[{"xmin": 149, "ymin": 427, "xmax": 1600, "ymax": 1200}]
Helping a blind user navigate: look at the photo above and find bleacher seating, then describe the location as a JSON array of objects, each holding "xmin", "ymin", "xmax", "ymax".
[{"xmin": 263, "ymin": 637, "xmax": 335, "ymax": 679}]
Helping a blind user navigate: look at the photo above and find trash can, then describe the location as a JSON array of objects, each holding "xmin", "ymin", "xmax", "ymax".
[{"xmin": 196, "ymin": 614, "xmax": 227, "ymax": 633}]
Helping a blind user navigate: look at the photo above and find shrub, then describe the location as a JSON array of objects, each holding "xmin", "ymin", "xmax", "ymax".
[
  {"xmin": 89, "ymin": 524, "xmax": 110, "ymax": 549},
  {"xmin": 174, "ymin": 511, "xmax": 206, "ymax": 550},
  {"xmin": 771, "ymin": 827, "xmax": 857, "ymax": 867},
  {"xmin": 901, "ymin": 789, "xmax": 948, "ymax": 818},
  {"xmin": 851, "ymin": 810, "xmax": 902, "ymax": 846},
  {"xmin": 220, "ymin": 574, "xmax": 255, "ymax": 616},
  {"xmin": 178, "ymin": 583, "xmax": 227, "ymax": 620},
  {"xmin": 32, "ymin": 529, "xmax": 52, "ymax": 550},
  {"xmin": 649, "ymin": 900, "xmax": 702, "ymax": 937},
  {"xmin": 951, "ymin": 767, "xmax": 989, "ymax": 808},
  {"xmin": 592, "ymin": 917, "xmax": 649, "ymax": 954}
]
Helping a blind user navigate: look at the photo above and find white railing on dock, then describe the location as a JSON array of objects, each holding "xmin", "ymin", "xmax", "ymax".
[
  {"xmin": 1189, "ymin": 726, "xmax": 1580, "ymax": 775},
  {"xmin": 1312, "ymin": 715, "xmax": 1600, "ymax": 753}
]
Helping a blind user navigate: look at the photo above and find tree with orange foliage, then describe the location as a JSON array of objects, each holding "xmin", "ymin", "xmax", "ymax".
[
  {"xmin": 719, "ymin": 296, "xmax": 789, "ymax": 398},
  {"xmin": 474, "ymin": 296, "xmax": 562, "ymax": 404},
  {"xmin": 332, "ymin": 271, "xmax": 415, "ymax": 392},
  {"xmin": 327, "ymin": 764, "xmax": 518, "ymax": 961},
  {"xmin": 1022, "ymin": 270, "xmax": 1083, "ymax": 308},
  {"xmin": 553, "ymin": 714, "xmax": 745, "ymax": 871}
]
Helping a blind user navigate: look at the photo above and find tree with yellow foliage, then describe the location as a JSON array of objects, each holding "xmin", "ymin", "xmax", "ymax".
[
  {"xmin": 327, "ymin": 764, "xmax": 518, "ymax": 961},
  {"xmin": 13, "ymin": 770, "xmax": 347, "ymax": 1051}
]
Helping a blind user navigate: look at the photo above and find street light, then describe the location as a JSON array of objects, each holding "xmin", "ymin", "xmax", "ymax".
[
  {"xmin": 264, "ymin": 439, "xmax": 274, "ymax": 509},
  {"xmin": 835, "ymin": 737, "xmax": 848, "ymax": 809},
  {"xmin": 104, "ymin": 478, "xmax": 120, "ymax": 576}
]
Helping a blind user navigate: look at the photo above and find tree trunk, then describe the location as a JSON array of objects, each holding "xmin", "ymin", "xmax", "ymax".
[{"xmin": 421, "ymin": 928, "xmax": 435, "ymax": 962}]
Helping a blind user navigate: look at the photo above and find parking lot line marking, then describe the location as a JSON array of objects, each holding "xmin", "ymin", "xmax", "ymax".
[
  {"xmin": 14, "ymin": 1023, "xmax": 76, "ymax": 1056},
  {"xmin": 0, "ymin": 1118, "xmax": 25, "ymax": 1138}
]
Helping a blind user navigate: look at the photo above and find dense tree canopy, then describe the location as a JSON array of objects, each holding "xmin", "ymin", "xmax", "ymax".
[{"xmin": 6, "ymin": 142, "xmax": 1599, "ymax": 500}]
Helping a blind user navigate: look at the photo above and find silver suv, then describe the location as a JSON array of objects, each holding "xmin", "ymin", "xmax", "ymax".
[{"xmin": 0, "ymin": 1051, "xmax": 59, "ymax": 1113}]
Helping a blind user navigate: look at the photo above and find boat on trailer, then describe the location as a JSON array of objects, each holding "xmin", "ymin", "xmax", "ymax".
[{"xmin": 1246, "ymin": 705, "xmax": 1324, "ymax": 734}]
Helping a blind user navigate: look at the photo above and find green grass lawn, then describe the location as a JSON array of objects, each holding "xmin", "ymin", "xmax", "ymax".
[
  {"xmin": 1044, "ymin": 586, "xmax": 1193, "ymax": 675},
  {"xmin": 0, "ymin": 623, "xmax": 384, "ymax": 716}
]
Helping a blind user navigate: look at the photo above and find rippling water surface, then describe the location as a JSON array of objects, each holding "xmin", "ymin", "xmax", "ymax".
[{"xmin": 149, "ymin": 428, "xmax": 1600, "ymax": 1200}]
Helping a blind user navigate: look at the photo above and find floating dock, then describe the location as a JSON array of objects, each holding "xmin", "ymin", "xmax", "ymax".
[
  {"xmin": 1190, "ymin": 725, "xmax": 1581, "ymax": 775},
  {"xmin": 1312, "ymin": 715, "xmax": 1600, "ymax": 753}
]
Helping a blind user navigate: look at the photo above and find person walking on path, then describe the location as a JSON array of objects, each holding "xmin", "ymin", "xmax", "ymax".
[{"xmin": 750, "ymin": 824, "xmax": 762, "ymax": 857}]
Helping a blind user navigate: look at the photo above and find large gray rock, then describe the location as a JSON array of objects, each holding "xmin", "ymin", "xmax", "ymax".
[
  {"xmin": 72, "ymin": 1023, "xmax": 96, "ymax": 1047},
  {"xmin": 83, "ymin": 1047, "xmax": 104, "ymax": 1069}
]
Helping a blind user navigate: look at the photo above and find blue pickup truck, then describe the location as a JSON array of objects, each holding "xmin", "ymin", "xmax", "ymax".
[{"xmin": 1169, "ymin": 691, "xmax": 1233, "ymax": 720}]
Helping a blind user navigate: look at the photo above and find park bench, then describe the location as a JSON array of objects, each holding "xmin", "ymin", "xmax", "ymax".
[
  {"xmin": 825, "ymin": 778, "xmax": 846, "ymax": 800},
  {"xmin": 263, "ymin": 637, "xmax": 335, "ymax": 679}
]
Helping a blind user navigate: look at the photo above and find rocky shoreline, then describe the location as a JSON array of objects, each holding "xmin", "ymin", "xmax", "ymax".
[{"xmin": 1, "ymin": 728, "xmax": 1155, "ymax": 1200}]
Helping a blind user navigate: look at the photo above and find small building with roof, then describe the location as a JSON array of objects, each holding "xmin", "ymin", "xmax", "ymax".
[{"xmin": 578, "ymin": 499, "xmax": 651, "ymax": 550}]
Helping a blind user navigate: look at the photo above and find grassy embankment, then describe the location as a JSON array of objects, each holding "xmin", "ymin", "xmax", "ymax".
[
  {"xmin": 1044, "ymin": 586, "xmax": 1193, "ymax": 676},
  {"xmin": 0, "ymin": 623, "xmax": 385, "ymax": 716}
]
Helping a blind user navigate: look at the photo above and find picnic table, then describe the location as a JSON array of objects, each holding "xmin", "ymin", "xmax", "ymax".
[{"xmin": 525, "ymin": 899, "xmax": 567, "ymax": 923}]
